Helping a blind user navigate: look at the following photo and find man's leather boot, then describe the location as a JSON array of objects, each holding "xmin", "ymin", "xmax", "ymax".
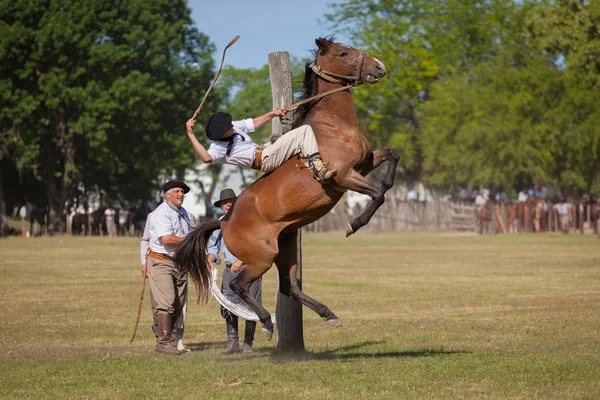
[
  {"xmin": 155, "ymin": 313, "xmax": 181, "ymax": 355},
  {"xmin": 222, "ymin": 317, "xmax": 241, "ymax": 355}
]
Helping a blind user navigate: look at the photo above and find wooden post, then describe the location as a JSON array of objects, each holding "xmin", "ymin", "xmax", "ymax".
[{"xmin": 269, "ymin": 51, "xmax": 305, "ymax": 351}]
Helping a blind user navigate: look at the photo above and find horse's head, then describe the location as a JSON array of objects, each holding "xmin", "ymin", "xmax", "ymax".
[{"xmin": 314, "ymin": 37, "xmax": 386, "ymax": 84}]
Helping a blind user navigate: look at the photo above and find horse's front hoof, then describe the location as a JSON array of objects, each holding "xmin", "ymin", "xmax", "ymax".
[
  {"xmin": 345, "ymin": 223, "xmax": 354, "ymax": 237},
  {"xmin": 326, "ymin": 318, "xmax": 343, "ymax": 327},
  {"xmin": 262, "ymin": 327, "xmax": 273, "ymax": 341}
]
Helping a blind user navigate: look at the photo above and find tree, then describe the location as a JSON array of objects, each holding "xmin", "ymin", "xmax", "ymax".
[{"xmin": 0, "ymin": 0, "xmax": 220, "ymax": 232}]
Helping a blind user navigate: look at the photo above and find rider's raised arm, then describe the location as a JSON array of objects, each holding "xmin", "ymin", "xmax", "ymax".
[
  {"xmin": 251, "ymin": 108, "xmax": 287, "ymax": 130},
  {"xmin": 186, "ymin": 119, "xmax": 213, "ymax": 163}
]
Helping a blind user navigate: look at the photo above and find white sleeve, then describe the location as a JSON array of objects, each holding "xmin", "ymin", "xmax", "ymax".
[
  {"xmin": 207, "ymin": 142, "xmax": 227, "ymax": 163},
  {"xmin": 140, "ymin": 213, "xmax": 152, "ymax": 265},
  {"xmin": 232, "ymin": 118, "xmax": 255, "ymax": 134}
]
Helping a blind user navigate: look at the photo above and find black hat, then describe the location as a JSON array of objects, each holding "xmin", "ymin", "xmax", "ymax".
[
  {"xmin": 162, "ymin": 180, "xmax": 190, "ymax": 194},
  {"xmin": 206, "ymin": 112, "xmax": 233, "ymax": 141},
  {"xmin": 213, "ymin": 188, "xmax": 237, "ymax": 207}
]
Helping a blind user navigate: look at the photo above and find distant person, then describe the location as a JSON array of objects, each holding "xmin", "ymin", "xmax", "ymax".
[
  {"xmin": 495, "ymin": 191, "xmax": 508, "ymax": 205},
  {"xmin": 186, "ymin": 111, "xmax": 336, "ymax": 183},
  {"xmin": 406, "ymin": 187, "xmax": 417, "ymax": 203},
  {"xmin": 475, "ymin": 190, "xmax": 488, "ymax": 214},
  {"xmin": 104, "ymin": 206, "xmax": 117, "ymax": 236},
  {"xmin": 554, "ymin": 198, "xmax": 571, "ymax": 234},
  {"xmin": 118, "ymin": 208, "xmax": 129, "ymax": 236},
  {"xmin": 67, "ymin": 207, "xmax": 76, "ymax": 235},
  {"xmin": 459, "ymin": 187, "xmax": 470, "ymax": 204},
  {"xmin": 208, "ymin": 188, "xmax": 262, "ymax": 355},
  {"xmin": 518, "ymin": 188, "xmax": 528, "ymax": 203}
]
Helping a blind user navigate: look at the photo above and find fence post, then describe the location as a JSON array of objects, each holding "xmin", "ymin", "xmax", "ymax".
[{"xmin": 269, "ymin": 51, "xmax": 305, "ymax": 351}]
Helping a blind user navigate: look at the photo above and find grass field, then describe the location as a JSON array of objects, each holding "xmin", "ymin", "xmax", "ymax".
[{"xmin": 1, "ymin": 233, "xmax": 599, "ymax": 399}]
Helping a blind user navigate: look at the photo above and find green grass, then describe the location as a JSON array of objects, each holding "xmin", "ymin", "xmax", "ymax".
[{"xmin": 1, "ymin": 233, "xmax": 599, "ymax": 399}]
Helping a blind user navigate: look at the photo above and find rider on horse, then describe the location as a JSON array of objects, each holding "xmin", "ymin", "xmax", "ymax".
[{"xmin": 186, "ymin": 110, "xmax": 337, "ymax": 183}]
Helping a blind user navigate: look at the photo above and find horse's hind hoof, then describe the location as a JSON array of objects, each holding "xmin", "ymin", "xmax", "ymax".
[
  {"xmin": 345, "ymin": 223, "xmax": 354, "ymax": 237},
  {"xmin": 326, "ymin": 318, "xmax": 343, "ymax": 327},
  {"xmin": 262, "ymin": 327, "xmax": 273, "ymax": 341}
]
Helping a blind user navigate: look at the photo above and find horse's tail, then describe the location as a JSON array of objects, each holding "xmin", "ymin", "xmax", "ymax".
[{"xmin": 173, "ymin": 219, "xmax": 222, "ymax": 305}]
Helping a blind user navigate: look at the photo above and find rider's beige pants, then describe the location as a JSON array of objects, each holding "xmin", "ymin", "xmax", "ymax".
[{"xmin": 260, "ymin": 125, "xmax": 319, "ymax": 172}]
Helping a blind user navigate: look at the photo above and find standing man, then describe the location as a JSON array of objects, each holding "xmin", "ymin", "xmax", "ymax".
[
  {"xmin": 208, "ymin": 188, "xmax": 262, "ymax": 355},
  {"xmin": 554, "ymin": 198, "xmax": 571, "ymax": 234},
  {"xmin": 104, "ymin": 206, "xmax": 117, "ymax": 236},
  {"xmin": 147, "ymin": 180, "xmax": 193, "ymax": 355},
  {"xmin": 141, "ymin": 207, "xmax": 195, "ymax": 353}
]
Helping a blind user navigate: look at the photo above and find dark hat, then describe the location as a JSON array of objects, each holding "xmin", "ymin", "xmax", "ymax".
[
  {"xmin": 213, "ymin": 188, "xmax": 237, "ymax": 207},
  {"xmin": 162, "ymin": 180, "xmax": 190, "ymax": 194},
  {"xmin": 206, "ymin": 112, "xmax": 233, "ymax": 141}
]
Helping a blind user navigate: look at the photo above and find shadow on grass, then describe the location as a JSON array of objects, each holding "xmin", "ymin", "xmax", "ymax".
[
  {"xmin": 186, "ymin": 341, "xmax": 226, "ymax": 351},
  {"xmin": 267, "ymin": 341, "xmax": 470, "ymax": 363}
]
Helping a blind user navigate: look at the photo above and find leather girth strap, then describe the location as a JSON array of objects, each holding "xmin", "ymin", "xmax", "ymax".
[{"xmin": 251, "ymin": 146, "xmax": 264, "ymax": 170}]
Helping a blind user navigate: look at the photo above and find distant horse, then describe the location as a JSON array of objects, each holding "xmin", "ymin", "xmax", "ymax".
[
  {"xmin": 578, "ymin": 194, "xmax": 597, "ymax": 233},
  {"xmin": 128, "ymin": 201, "xmax": 153, "ymax": 236},
  {"xmin": 71, "ymin": 212, "xmax": 89, "ymax": 235},
  {"xmin": 26, "ymin": 203, "xmax": 48, "ymax": 236},
  {"xmin": 88, "ymin": 206, "xmax": 107, "ymax": 235},
  {"xmin": 175, "ymin": 37, "xmax": 395, "ymax": 339},
  {"xmin": 477, "ymin": 201, "xmax": 493, "ymax": 235}
]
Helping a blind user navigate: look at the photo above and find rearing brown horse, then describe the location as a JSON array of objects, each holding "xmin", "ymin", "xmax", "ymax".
[{"xmin": 174, "ymin": 37, "xmax": 398, "ymax": 340}]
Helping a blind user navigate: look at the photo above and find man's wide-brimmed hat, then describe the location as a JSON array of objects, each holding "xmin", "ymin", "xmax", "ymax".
[
  {"xmin": 162, "ymin": 180, "xmax": 190, "ymax": 194},
  {"xmin": 214, "ymin": 188, "xmax": 237, "ymax": 207},
  {"xmin": 206, "ymin": 112, "xmax": 232, "ymax": 141}
]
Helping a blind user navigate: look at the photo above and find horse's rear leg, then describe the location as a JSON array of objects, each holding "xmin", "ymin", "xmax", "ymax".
[
  {"xmin": 337, "ymin": 148, "xmax": 399, "ymax": 236},
  {"xmin": 228, "ymin": 233, "xmax": 278, "ymax": 340},
  {"xmin": 229, "ymin": 268, "xmax": 274, "ymax": 340},
  {"xmin": 275, "ymin": 230, "xmax": 342, "ymax": 326}
]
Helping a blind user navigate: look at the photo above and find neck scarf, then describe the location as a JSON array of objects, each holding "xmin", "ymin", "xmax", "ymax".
[
  {"xmin": 165, "ymin": 199, "xmax": 190, "ymax": 235},
  {"xmin": 223, "ymin": 132, "xmax": 245, "ymax": 156}
]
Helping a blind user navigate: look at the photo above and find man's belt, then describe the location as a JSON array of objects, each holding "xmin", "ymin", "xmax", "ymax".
[
  {"xmin": 251, "ymin": 146, "xmax": 264, "ymax": 171},
  {"xmin": 148, "ymin": 251, "xmax": 172, "ymax": 261}
]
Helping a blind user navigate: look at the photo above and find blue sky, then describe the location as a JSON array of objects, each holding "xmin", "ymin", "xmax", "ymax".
[{"xmin": 188, "ymin": 0, "xmax": 351, "ymax": 70}]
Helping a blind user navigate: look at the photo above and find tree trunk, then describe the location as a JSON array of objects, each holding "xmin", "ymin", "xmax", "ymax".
[
  {"xmin": 0, "ymin": 172, "xmax": 8, "ymax": 237},
  {"xmin": 46, "ymin": 179, "xmax": 67, "ymax": 234}
]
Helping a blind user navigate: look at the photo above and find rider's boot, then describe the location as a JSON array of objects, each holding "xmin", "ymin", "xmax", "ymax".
[{"xmin": 307, "ymin": 152, "xmax": 337, "ymax": 183}]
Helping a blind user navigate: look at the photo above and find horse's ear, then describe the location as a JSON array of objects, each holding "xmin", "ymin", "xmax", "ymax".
[{"xmin": 315, "ymin": 37, "xmax": 332, "ymax": 54}]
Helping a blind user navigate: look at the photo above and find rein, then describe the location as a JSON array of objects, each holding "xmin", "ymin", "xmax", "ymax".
[{"xmin": 284, "ymin": 50, "xmax": 366, "ymax": 112}]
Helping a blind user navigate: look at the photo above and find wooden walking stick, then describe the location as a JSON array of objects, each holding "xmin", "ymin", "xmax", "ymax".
[
  {"xmin": 129, "ymin": 272, "xmax": 146, "ymax": 343},
  {"xmin": 191, "ymin": 35, "xmax": 240, "ymax": 121}
]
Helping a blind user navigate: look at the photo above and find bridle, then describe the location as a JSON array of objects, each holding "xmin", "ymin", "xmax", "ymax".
[
  {"xmin": 310, "ymin": 49, "xmax": 366, "ymax": 84},
  {"xmin": 285, "ymin": 49, "xmax": 367, "ymax": 112}
]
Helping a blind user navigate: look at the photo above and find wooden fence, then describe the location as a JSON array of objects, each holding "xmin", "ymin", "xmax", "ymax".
[
  {"xmin": 306, "ymin": 200, "xmax": 479, "ymax": 233},
  {"xmin": 306, "ymin": 199, "xmax": 599, "ymax": 234}
]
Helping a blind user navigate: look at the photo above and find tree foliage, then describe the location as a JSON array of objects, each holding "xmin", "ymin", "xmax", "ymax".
[
  {"xmin": 0, "ymin": 0, "xmax": 220, "ymax": 230},
  {"xmin": 326, "ymin": 0, "xmax": 600, "ymax": 196}
]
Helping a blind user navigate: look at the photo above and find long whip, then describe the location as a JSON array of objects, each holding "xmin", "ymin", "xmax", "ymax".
[
  {"xmin": 191, "ymin": 35, "xmax": 240, "ymax": 120},
  {"xmin": 129, "ymin": 271, "xmax": 146, "ymax": 343}
]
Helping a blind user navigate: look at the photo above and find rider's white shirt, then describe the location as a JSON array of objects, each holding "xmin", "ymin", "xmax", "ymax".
[{"xmin": 206, "ymin": 118, "xmax": 257, "ymax": 168}]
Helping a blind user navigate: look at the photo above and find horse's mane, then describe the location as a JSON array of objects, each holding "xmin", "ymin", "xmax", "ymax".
[{"xmin": 293, "ymin": 35, "xmax": 336, "ymax": 127}]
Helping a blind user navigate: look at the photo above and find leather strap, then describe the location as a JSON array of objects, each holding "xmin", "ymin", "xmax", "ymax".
[
  {"xmin": 148, "ymin": 251, "xmax": 172, "ymax": 261},
  {"xmin": 251, "ymin": 146, "xmax": 264, "ymax": 170}
]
